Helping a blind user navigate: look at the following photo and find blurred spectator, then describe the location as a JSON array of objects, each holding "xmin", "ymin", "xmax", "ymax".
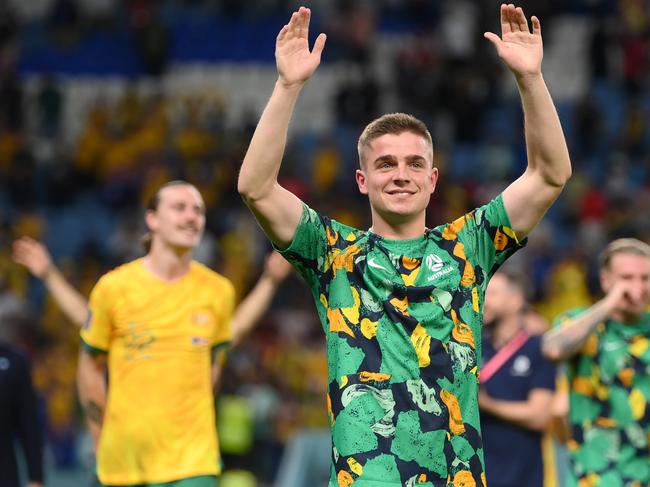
[
  {"xmin": 36, "ymin": 75, "xmax": 63, "ymax": 139},
  {"xmin": 47, "ymin": 0, "xmax": 81, "ymax": 47},
  {"xmin": 334, "ymin": 72, "xmax": 379, "ymax": 127},
  {"xmin": 480, "ymin": 270, "xmax": 556, "ymax": 487},
  {"xmin": 394, "ymin": 33, "xmax": 441, "ymax": 118},
  {"xmin": 0, "ymin": 70, "xmax": 23, "ymax": 132},
  {"xmin": 543, "ymin": 238, "xmax": 650, "ymax": 486},
  {"xmin": 0, "ymin": 2, "xmax": 18, "ymax": 49},
  {"xmin": 0, "ymin": 333, "xmax": 44, "ymax": 487},
  {"xmin": 326, "ymin": 1, "xmax": 376, "ymax": 64},
  {"xmin": 129, "ymin": 1, "xmax": 170, "ymax": 76}
]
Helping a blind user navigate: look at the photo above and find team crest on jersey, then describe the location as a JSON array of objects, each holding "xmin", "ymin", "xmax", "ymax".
[
  {"xmin": 511, "ymin": 355, "xmax": 532, "ymax": 377},
  {"xmin": 124, "ymin": 323, "xmax": 155, "ymax": 360},
  {"xmin": 426, "ymin": 254, "xmax": 454, "ymax": 281},
  {"xmin": 192, "ymin": 312, "xmax": 210, "ymax": 326},
  {"xmin": 425, "ymin": 254, "xmax": 444, "ymax": 272}
]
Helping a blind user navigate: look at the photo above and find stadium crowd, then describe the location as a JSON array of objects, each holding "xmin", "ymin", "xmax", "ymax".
[{"xmin": 0, "ymin": 0, "xmax": 649, "ymax": 485}]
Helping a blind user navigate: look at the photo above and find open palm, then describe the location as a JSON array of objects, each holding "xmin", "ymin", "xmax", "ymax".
[
  {"xmin": 276, "ymin": 7, "xmax": 327, "ymax": 87},
  {"xmin": 484, "ymin": 4, "xmax": 543, "ymax": 78}
]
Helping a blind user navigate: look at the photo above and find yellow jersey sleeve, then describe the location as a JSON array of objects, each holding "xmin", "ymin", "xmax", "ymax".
[
  {"xmin": 211, "ymin": 278, "xmax": 235, "ymax": 349},
  {"xmin": 81, "ymin": 274, "xmax": 114, "ymax": 353}
]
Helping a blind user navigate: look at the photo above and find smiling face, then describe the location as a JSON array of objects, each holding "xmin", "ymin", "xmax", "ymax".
[
  {"xmin": 356, "ymin": 131, "xmax": 438, "ymax": 232},
  {"xmin": 145, "ymin": 184, "xmax": 206, "ymax": 253}
]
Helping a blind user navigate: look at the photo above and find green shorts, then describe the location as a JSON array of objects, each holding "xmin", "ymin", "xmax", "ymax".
[{"xmin": 103, "ymin": 475, "xmax": 218, "ymax": 487}]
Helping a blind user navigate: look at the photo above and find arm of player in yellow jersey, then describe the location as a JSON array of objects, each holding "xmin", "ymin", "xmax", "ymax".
[
  {"xmin": 230, "ymin": 251, "xmax": 292, "ymax": 346},
  {"xmin": 211, "ymin": 252, "xmax": 292, "ymax": 388},
  {"xmin": 77, "ymin": 349, "xmax": 107, "ymax": 450},
  {"xmin": 13, "ymin": 237, "xmax": 89, "ymax": 327}
]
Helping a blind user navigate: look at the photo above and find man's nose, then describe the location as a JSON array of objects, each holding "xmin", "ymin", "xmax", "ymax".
[
  {"xmin": 393, "ymin": 163, "xmax": 410, "ymax": 181},
  {"xmin": 630, "ymin": 283, "xmax": 647, "ymax": 301},
  {"xmin": 184, "ymin": 209, "xmax": 200, "ymax": 221}
]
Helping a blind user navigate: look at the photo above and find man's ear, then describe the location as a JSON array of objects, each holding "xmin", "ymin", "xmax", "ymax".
[
  {"xmin": 144, "ymin": 209, "xmax": 157, "ymax": 233},
  {"xmin": 356, "ymin": 169, "xmax": 368, "ymax": 195},
  {"xmin": 430, "ymin": 167, "xmax": 439, "ymax": 194},
  {"xmin": 600, "ymin": 270, "xmax": 611, "ymax": 294}
]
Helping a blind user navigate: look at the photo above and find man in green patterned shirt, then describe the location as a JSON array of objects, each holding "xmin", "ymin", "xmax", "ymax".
[
  {"xmin": 543, "ymin": 238, "xmax": 650, "ymax": 487},
  {"xmin": 238, "ymin": 4, "xmax": 571, "ymax": 486}
]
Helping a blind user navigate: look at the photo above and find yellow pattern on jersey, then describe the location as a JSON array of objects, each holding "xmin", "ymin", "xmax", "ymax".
[{"xmin": 80, "ymin": 258, "xmax": 235, "ymax": 485}]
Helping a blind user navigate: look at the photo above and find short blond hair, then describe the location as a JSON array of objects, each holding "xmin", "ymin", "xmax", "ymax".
[
  {"xmin": 357, "ymin": 113, "xmax": 433, "ymax": 167},
  {"xmin": 598, "ymin": 238, "xmax": 650, "ymax": 271}
]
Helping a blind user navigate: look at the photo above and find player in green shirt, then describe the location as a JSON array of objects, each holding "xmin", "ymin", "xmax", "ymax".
[
  {"xmin": 543, "ymin": 238, "xmax": 650, "ymax": 487},
  {"xmin": 239, "ymin": 4, "xmax": 571, "ymax": 486}
]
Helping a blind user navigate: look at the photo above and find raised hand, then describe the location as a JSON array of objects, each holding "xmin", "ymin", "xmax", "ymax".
[
  {"xmin": 604, "ymin": 279, "xmax": 649, "ymax": 313},
  {"xmin": 484, "ymin": 4, "xmax": 542, "ymax": 79},
  {"xmin": 13, "ymin": 237, "xmax": 53, "ymax": 279},
  {"xmin": 276, "ymin": 6, "xmax": 327, "ymax": 88},
  {"xmin": 262, "ymin": 251, "xmax": 292, "ymax": 285}
]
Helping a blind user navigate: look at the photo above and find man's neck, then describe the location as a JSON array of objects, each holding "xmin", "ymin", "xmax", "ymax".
[
  {"xmin": 370, "ymin": 213, "xmax": 427, "ymax": 240},
  {"xmin": 492, "ymin": 313, "xmax": 523, "ymax": 348},
  {"xmin": 610, "ymin": 309, "xmax": 646, "ymax": 325},
  {"xmin": 143, "ymin": 246, "xmax": 193, "ymax": 282}
]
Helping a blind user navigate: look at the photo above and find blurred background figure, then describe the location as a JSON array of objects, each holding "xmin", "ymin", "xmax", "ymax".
[
  {"xmin": 13, "ymin": 227, "xmax": 293, "ymax": 486},
  {"xmin": 13, "ymin": 236, "xmax": 88, "ymax": 327},
  {"xmin": 543, "ymin": 238, "xmax": 650, "ymax": 487},
  {"xmin": 0, "ymin": 0, "xmax": 648, "ymax": 485},
  {"xmin": 479, "ymin": 269, "xmax": 556, "ymax": 487},
  {"xmin": 0, "ymin": 317, "xmax": 44, "ymax": 487}
]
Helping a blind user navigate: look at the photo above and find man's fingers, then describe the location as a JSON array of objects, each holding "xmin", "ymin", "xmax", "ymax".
[
  {"xmin": 484, "ymin": 32, "xmax": 501, "ymax": 52},
  {"xmin": 531, "ymin": 16, "xmax": 541, "ymax": 37},
  {"xmin": 507, "ymin": 4, "xmax": 520, "ymax": 33},
  {"xmin": 13, "ymin": 239, "xmax": 36, "ymax": 256},
  {"xmin": 277, "ymin": 24, "xmax": 289, "ymax": 41},
  {"xmin": 288, "ymin": 11, "xmax": 300, "ymax": 38},
  {"xmin": 515, "ymin": 7, "xmax": 529, "ymax": 33},
  {"xmin": 301, "ymin": 6, "xmax": 311, "ymax": 40},
  {"xmin": 500, "ymin": 4, "xmax": 512, "ymax": 35},
  {"xmin": 312, "ymin": 33, "xmax": 327, "ymax": 59}
]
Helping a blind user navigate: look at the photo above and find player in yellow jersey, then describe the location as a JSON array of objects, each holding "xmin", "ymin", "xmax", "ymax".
[{"xmin": 13, "ymin": 181, "xmax": 291, "ymax": 487}]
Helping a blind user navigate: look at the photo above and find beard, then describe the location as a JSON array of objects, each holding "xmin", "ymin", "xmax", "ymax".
[
  {"xmin": 482, "ymin": 312, "xmax": 503, "ymax": 329},
  {"xmin": 483, "ymin": 317, "xmax": 497, "ymax": 328}
]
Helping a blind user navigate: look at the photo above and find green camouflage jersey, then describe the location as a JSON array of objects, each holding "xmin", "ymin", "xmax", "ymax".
[
  {"xmin": 553, "ymin": 309, "xmax": 650, "ymax": 487},
  {"xmin": 279, "ymin": 195, "xmax": 524, "ymax": 486}
]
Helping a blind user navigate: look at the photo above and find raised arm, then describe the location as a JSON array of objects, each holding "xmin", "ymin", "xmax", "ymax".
[
  {"xmin": 238, "ymin": 7, "xmax": 326, "ymax": 248},
  {"xmin": 77, "ymin": 349, "xmax": 107, "ymax": 451},
  {"xmin": 211, "ymin": 252, "xmax": 292, "ymax": 387},
  {"xmin": 231, "ymin": 252, "xmax": 292, "ymax": 345},
  {"xmin": 542, "ymin": 282, "xmax": 627, "ymax": 361},
  {"xmin": 485, "ymin": 4, "xmax": 571, "ymax": 239},
  {"xmin": 13, "ymin": 237, "xmax": 89, "ymax": 327}
]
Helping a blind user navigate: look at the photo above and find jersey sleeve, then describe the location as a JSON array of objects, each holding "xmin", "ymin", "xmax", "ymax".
[
  {"xmin": 211, "ymin": 278, "xmax": 235, "ymax": 349},
  {"xmin": 80, "ymin": 275, "xmax": 114, "ymax": 353},
  {"xmin": 473, "ymin": 194, "xmax": 526, "ymax": 275},
  {"xmin": 453, "ymin": 194, "xmax": 527, "ymax": 282},
  {"xmin": 275, "ymin": 203, "xmax": 329, "ymax": 290}
]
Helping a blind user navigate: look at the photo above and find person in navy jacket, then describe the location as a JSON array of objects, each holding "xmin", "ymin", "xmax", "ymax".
[{"xmin": 479, "ymin": 269, "xmax": 556, "ymax": 487}]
